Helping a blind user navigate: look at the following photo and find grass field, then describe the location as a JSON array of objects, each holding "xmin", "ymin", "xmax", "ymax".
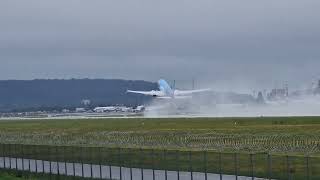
[
  {"xmin": 0, "ymin": 172, "xmax": 24, "ymax": 180},
  {"xmin": 0, "ymin": 117, "xmax": 319, "ymax": 154},
  {"xmin": 0, "ymin": 116, "xmax": 320, "ymax": 179},
  {"xmin": 0, "ymin": 170, "xmax": 97, "ymax": 180}
]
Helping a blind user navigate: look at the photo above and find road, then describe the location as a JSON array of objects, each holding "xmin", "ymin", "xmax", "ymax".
[{"xmin": 0, "ymin": 157, "xmax": 268, "ymax": 180}]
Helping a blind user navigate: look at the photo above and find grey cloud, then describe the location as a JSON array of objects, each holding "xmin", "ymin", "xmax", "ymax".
[{"xmin": 0, "ymin": 0, "xmax": 320, "ymax": 91}]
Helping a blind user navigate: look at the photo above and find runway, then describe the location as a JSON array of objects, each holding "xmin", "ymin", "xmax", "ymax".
[{"xmin": 0, "ymin": 157, "xmax": 268, "ymax": 180}]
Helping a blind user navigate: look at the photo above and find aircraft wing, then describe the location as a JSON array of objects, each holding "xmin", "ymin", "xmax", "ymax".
[
  {"xmin": 174, "ymin": 88, "xmax": 211, "ymax": 96},
  {"xmin": 127, "ymin": 90, "xmax": 165, "ymax": 97}
]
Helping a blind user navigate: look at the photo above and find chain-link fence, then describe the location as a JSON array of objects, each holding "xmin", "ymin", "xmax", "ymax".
[{"xmin": 0, "ymin": 143, "xmax": 319, "ymax": 180}]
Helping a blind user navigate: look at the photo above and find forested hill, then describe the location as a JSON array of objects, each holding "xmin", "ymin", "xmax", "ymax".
[{"xmin": 0, "ymin": 79, "xmax": 157, "ymax": 112}]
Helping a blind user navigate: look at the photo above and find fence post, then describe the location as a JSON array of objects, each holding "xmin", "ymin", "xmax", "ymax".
[
  {"xmin": 250, "ymin": 153, "xmax": 254, "ymax": 180},
  {"xmin": 9, "ymin": 144, "xmax": 11, "ymax": 170},
  {"xmin": 164, "ymin": 149, "xmax": 167, "ymax": 180},
  {"xmin": 176, "ymin": 150, "xmax": 180, "ymax": 180},
  {"xmin": 11, "ymin": 144, "xmax": 14, "ymax": 170},
  {"xmin": 6, "ymin": 144, "xmax": 8, "ymax": 170},
  {"xmin": 268, "ymin": 153, "xmax": 272, "ymax": 180},
  {"xmin": 118, "ymin": 147, "xmax": 122, "ymax": 180},
  {"xmin": 1, "ymin": 144, "xmax": 6, "ymax": 169},
  {"xmin": 56, "ymin": 146, "xmax": 60, "ymax": 176},
  {"xmin": 129, "ymin": 148, "xmax": 133, "ymax": 180},
  {"xmin": 189, "ymin": 151, "xmax": 193, "ymax": 180},
  {"xmin": 287, "ymin": 155, "xmax": 290, "ymax": 180},
  {"xmin": 35, "ymin": 145, "xmax": 38, "ymax": 174},
  {"xmin": 81, "ymin": 146, "xmax": 84, "ymax": 178},
  {"xmin": 287, "ymin": 155, "xmax": 291, "ymax": 180},
  {"xmin": 21, "ymin": 144, "xmax": 24, "ymax": 172},
  {"xmin": 39, "ymin": 145, "xmax": 47, "ymax": 176},
  {"xmin": 305, "ymin": 155, "xmax": 310, "ymax": 180},
  {"xmin": 2, "ymin": 144, "xmax": 5, "ymax": 169},
  {"xmin": 0, "ymin": 144, "xmax": 2, "ymax": 170},
  {"xmin": 0, "ymin": 144, "xmax": 2, "ymax": 169},
  {"xmin": 203, "ymin": 151, "xmax": 207, "ymax": 180},
  {"xmin": 151, "ymin": 149, "xmax": 155, "ymax": 180},
  {"xmin": 219, "ymin": 152, "xmax": 222, "ymax": 180},
  {"xmin": 48, "ymin": 146, "xmax": 52, "ymax": 179},
  {"xmin": 234, "ymin": 153, "xmax": 238, "ymax": 180},
  {"xmin": 42, "ymin": 146, "xmax": 45, "ymax": 176},
  {"xmin": 64, "ymin": 146, "xmax": 67, "ymax": 176},
  {"xmin": 72, "ymin": 146, "xmax": 75, "ymax": 179},
  {"xmin": 14, "ymin": 144, "xmax": 18, "ymax": 172},
  {"xmin": 99, "ymin": 147, "xmax": 102, "ymax": 179},
  {"xmin": 140, "ymin": 148, "xmax": 144, "ymax": 180},
  {"xmin": 90, "ymin": 147, "xmax": 93, "ymax": 178},
  {"xmin": 28, "ymin": 145, "xmax": 30, "ymax": 172},
  {"xmin": 109, "ymin": 148, "xmax": 112, "ymax": 180}
]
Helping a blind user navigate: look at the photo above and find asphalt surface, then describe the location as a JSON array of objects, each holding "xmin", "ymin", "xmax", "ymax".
[{"xmin": 0, "ymin": 157, "xmax": 268, "ymax": 180}]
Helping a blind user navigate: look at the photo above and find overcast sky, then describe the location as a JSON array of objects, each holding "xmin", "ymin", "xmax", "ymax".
[{"xmin": 1, "ymin": 0, "xmax": 320, "ymax": 91}]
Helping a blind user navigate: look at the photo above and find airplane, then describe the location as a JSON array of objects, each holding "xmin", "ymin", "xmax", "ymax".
[
  {"xmin": 127, "ymin": 79, "xmax": 211, "ymax": 99},
  {"xmin": 93, "ymin": 106, "xmax": 117, "ymax": 112}
]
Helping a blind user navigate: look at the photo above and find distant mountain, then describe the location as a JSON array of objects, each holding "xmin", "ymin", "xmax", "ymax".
[{"xmin": 0, "ymin": 79, "xmax": 157, "ymax": 112}]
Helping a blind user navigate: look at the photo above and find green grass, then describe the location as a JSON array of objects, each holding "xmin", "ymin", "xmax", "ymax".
[
  {"xmin": 0, "ymin": 117, "xmax": 320, "ymax": 154},
  {"xmin": 1, "ymin": 117, "xmax": 320, "ymax": 135},
  {"xmin": 0, "ymin": 170, "xmax": 98, "ymax": 180},
  {"xmin": 0, "ymin": 116, "xmax": 320, "ymax": 179},
  {"xmin": 0, "ymin": 172, "xmax": 25, "ymax": 180}
]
